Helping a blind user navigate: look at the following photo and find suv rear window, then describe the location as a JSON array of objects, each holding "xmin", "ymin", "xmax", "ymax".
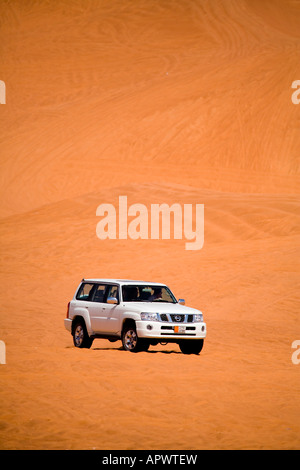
[
  {"xmin": 93, "ymin": 284, "xmax": 106, "ymax": 303},
  {"xmin": 76, "ymin": 282, "xmax": 120, "ymax": 303},
  {"xmin": 76, "ymin": 283, "xmax": 94, "ymax": 301}
]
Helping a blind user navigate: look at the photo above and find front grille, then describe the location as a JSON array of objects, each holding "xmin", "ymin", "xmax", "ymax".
[
  {"xmin": 158, "ymin": 313, "xmax": 195, "ymax": 323},
  {"xmin": 170, "ymin": 314, "xmax": 185, "ymax": 322},
  {"xmin": 160, "ymin": 314, "xmax": 169, "ymax": 322}
]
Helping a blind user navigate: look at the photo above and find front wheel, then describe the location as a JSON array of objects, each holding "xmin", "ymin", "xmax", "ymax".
[
  {"xmin": 122, "ymin": 324, "xmax": 149, "ymax": 352},
  {"xmin": 179, "ymin": 339, "xmax": 204, "ymax": 355}
]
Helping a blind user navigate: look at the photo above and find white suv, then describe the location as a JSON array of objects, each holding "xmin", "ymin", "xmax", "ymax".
[{"xmin": 64, "ymin": 279, "xmax": 206, "ymax": 354}]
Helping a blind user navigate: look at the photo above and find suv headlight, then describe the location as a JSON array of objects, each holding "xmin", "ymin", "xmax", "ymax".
[
  {"xmin": 194, "ymin": 313, "xmax": 203, "ymax": 322},
  {"xmin": 140, "ymin": 312, "xmax": 159, "ymax": 321}
]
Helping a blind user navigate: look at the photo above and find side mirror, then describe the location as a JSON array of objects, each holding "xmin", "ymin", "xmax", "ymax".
[
  {"xmin": 107, "ymin": 296, "xmax": 118, "ymax": 305},
  {"xmin": 178, "ymin": 299, "xmax": 185, "ymax": 305}
]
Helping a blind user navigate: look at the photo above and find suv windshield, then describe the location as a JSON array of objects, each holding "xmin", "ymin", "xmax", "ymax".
[{"xmin": 122, "ymin": 285, "xmax": 177, "ymax": 303}]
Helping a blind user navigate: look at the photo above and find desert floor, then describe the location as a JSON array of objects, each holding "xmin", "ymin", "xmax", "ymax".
[{"xmin": 0, "ymin": 0, "xmax": 299, "ymax": 450}]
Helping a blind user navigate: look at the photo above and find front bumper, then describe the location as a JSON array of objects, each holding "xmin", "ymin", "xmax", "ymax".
[{"xmin": 136, "ymin": 320, "xmax": 206, "ymax": 340}]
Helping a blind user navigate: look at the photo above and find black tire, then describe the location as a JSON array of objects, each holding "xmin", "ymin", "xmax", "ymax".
[
  {"xmin": 72, "ymin": 319, "xmax": 93, "ymax": 349},
  {"xmin": 179, "ymin": 339, "xmax": 204, "ymax": 355},
  {"xmin": 122, "ymin": 323, "xmax": 149, "ymax": 352}
]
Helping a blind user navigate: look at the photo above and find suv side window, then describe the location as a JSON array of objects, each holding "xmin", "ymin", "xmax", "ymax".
[
  {"xmin": 93, "ymin": 284, "xmax": 107, "ymax": 303},
  {"xmin": 106, "ymin": 285, "xmax": 119, "ymax": 303},
  {"xmin": 76, "ymin": 283, "xmax": 94, "ymax": 301}
]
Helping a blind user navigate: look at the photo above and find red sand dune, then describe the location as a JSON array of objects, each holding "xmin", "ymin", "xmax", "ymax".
[{"xmin": 0, "ymin": 0, "xmax": 299, "ymax": 449}]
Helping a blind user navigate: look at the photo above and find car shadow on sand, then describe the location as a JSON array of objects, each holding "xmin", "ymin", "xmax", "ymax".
[{"xmin": 91, "ymin": 346, "xmax": 182, "ymax": 354}]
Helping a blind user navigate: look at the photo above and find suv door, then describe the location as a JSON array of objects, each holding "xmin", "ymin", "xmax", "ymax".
[
  {"xmin": 101, "ymin": 285, "xmax": 121, "ymax": 333},
  {"xmin": 88, "ymin": 284, "xmax": 121, "ymax": 334},
  {"xmin": 87, "ymin": 284, "xmax": 107, "ymax": 333}
]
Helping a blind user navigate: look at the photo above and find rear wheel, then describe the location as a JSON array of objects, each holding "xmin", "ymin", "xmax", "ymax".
[
  {"xmin": 72, "ymin": 319, "xmax": 93, "ymax": 349},
  {"xmin": 122, "ymin": 323, "xmax": 149, "ymax": 352},
  {"xmin": 179, "ymin": 339, "xmax": 204, "ymax": 355}
]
